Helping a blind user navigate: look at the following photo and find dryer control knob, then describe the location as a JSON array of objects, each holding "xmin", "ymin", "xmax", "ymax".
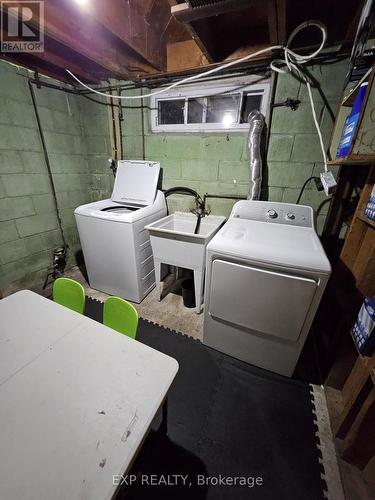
[
  {"xmin": 286, "ymin": 213, "xmax": 295, "ymax": 220},
  {"xmin": 267, "ymin": 209, "xmax": 278, "ymax": 219}
]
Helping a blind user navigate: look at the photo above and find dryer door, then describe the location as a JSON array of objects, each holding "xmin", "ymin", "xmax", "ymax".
[{"xmin": 209, "ymin": 260, "xmax": 317, "ymax": 341}]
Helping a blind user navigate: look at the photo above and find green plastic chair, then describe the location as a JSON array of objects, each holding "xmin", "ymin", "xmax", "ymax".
[
  {"xmin": 52, "ymin": 277, "xmax": 86, "ymax": 314},
  {"xmin": 103, "ymin": 296, "xmax": 139, "ymax": 339}
]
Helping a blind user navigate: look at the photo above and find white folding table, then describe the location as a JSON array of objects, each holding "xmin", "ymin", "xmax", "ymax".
[{"xmin": 0, "ymin": 290, "xmax": 178, "ymax": 500}]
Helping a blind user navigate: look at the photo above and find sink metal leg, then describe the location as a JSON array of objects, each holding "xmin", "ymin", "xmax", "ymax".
[
  {"xmin": 154, "ymin": 260, "xmax": 162, "ymax": 301},
  {"xmin": 193, "ymin": 269, "xmax": 204, "ymax": 314}
]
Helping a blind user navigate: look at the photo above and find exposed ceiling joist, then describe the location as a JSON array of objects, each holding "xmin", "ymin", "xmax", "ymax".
[
  {"xmin": 267, "ymin": 0, "xmax": 287, "ymax": 45},
  {"xmin": 0, "ymin": 30, "xmax": 102, "ymax": 83},
  {"xmin": 182, "ymin": 19, "xmax": 216, "ymax": 62},
  {"xmin": 276, "ymin": 0, "xmax": 287, "ymax": 45},
  {"xmin": 171, "ymin": 0, "xmax": 251, "ymax": 23},
  {"xmin": 0, "ymin": 0, "xmax": 363, "ymax": 83},
  {"xmin": 41, "ymin": 1, "xmax": 161, "ymax": 75},
  {"xmin": 91, "ymin": 0, "xmax": 170, "ymax": 71},
  {"xmin": 0, "ymin": 0, "xmax": 175, "ymax": 82}
]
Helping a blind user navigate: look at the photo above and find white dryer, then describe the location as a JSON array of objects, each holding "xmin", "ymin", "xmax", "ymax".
[
  {"xmin": 203, "ymin": 200, "xmax": 331, "ymax": 377},
  {"xmin": 75, "ymin": 160, "xmax": 166, "ymax": 303}
]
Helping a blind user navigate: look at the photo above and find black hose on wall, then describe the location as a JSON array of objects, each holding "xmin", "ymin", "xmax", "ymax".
[{"xmin": 28, "ymin": 80, "xmax": 68, "ymax": 250}]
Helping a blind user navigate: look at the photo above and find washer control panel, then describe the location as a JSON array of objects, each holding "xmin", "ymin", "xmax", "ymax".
[{"xmin": 231, "ymin": 201, "xmax": 313, "ymax": 228}]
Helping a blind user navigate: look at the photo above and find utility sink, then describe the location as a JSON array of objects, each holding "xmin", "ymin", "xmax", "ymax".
[{"xmin": 145, "ymin": 212, "xmax": 226, "ymax": 313}]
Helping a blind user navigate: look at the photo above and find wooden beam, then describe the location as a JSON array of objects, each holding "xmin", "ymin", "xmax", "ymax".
[
  {"xmin": 171, "ymin": 0, "xmax": 251, "ymax": 23},
  {"xmin": 0, "ymin": 26, "xmax": 102, "ymax": 83},
  {"xmin": 276, "ymin": 0, "xmax": 286, "ymax": 45},
  {"xmin": 0, "ymin": 1, "xmax": 160, "ymax": 80},
  {"xmin": 163, "ymin": 15, "xmax": 192, "ymax": 44},
  {"xmin": 223, "ymin": 44, "xmax": 271, "ymax": 62},
  {"xmin": 43, "ymin": 2, "xmax": 160, "ymax": 75},
  {"xmin": 167, "ymin": 39, "xmax": 208, "ymax": 71},
  {"xmin": 267, "ymin": 0, "xmax": 286, "ymax": 45},
  {"xmin": 1, "ymin": 54, "xmax": 73, "ymax": 84},
  {"xmin": 145, "ymin": 0, "xmax": 172, "ymax": 68},
  {"xmin": 267, "ymin": 0, "xmax": 278, "ymax": 45},
  {"xmin": 90, "ymin": 0, "xmax": 171, "ymax": 71},
  {"xmin": 183, "ymin": 19, "xmax": 215, "ymax": 63}
]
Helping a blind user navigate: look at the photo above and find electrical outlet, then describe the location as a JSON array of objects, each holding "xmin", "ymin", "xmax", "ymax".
[{"xmin": 320, "ymin": 171, "xmax": 337, "ymax": 196}]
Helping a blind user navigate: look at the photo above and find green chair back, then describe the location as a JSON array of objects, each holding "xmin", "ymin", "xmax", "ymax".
[
  {"xmin": 103, "ymin": 296, "xmax": 139, "ymax": 339},
  {"xmin": 53, "ymin": 277, "xmax": 86, "ymax": 314}
]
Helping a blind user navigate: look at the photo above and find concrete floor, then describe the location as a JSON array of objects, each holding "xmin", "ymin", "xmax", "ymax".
[
  {"xmin": 58, "ymin": 266, "xmax": 375, "ymax": 500},
  {"xmin": 325, "ymin": 386, "xmax": 375, "ymax": 500},
  {"xmin": 66, "ymin": 266, "xmax": 204, "ymax": 340}
]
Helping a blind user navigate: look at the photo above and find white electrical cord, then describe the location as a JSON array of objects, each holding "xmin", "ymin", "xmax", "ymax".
[
  {"xmin": 66, "ymin": 20, "xmax": 328, "ymax": 171},
  {"xmin": 270, "ymin": 21, "xmax": 328, "ymax": 172},
  {"xmin": 66, "ymin": 45, "xmax": 281, "ymax": 99}
]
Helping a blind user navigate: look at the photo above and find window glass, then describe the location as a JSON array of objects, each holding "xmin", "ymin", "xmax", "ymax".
[
  {"xmin": 187, "ymin": 98, "xmax": 205, "ymax": 123},
  {"xmin": 158, "ymin": 99, "xmax": 185, "ymax": 124},
  {"xmin": 240, "ymin": 93, "xmax": 263, "ymax": 123},
  {"xmin": 150, "ymin": 80, "xmax": 269, "ymax": 132},
  {"xmin": 206, "ymin": 94, "xmax": 240, "ymax": 125}
]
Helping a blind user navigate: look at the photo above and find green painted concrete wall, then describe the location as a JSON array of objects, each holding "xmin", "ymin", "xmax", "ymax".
[
  {"xmin": 0, "ymin": 57, "xmax": 348, "ymax": 295},
  {"xmin": 0, "ymin": 60, "xmax": 112, "ymax": 295},
  {"xmin": 121, "ymin": 59, "xmax": 348, "ymax": 233}
]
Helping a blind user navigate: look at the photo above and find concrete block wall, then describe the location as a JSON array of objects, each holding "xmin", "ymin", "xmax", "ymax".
[
  {"xmin": 0, "ymin": 57, "xmax": 348, "ymax": 294},
  {"xmin": 143, "ymin": 107, "xmax": 251, "ymax": 215},
  {"xmin": 121, "ymin": 86, "xmax": 145, "ymax": 160},
  {"xmin": 267, "ymin": 60, "xmax": 348, "ymax": 234},
  {"xmin": 79, "ymin": 93, "xmax": 114, "ymax": 202},
  {"xmin": 120, "ymin": 59, "xmax": 348, "ymax": 229},
  {"xmin": 0, "ymin": 60, "xmax": 111, "ymax": 295}
]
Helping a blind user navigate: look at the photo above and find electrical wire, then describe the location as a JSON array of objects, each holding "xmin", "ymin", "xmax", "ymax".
[
  {"xmin": 67, "ymin": 46, "xmax": 280, "ymax": 99},
  {"xmin": 306, "ymin": 80, "xmax": 328, "ymax": 172},
  {"xmin": 270, "ymin": 21, "xmax": 328, "ymax": 172},
  {"xmin": 296, "ymin": 176, "xmax": 320, "ymax": 204},
  {"xmin": 66, "ymin": 20, "xmax": 329, "ymax": 173}
]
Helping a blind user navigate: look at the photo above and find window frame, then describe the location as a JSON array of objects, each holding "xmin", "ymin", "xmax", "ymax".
[{"xmin": 150, "ymin": 76, "xmax": 270, "ymax": 133}]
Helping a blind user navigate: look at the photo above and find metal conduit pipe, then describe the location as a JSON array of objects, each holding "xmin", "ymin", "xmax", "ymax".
[{"xmin": 247, "ymin": 110, "xmax": 265, "ymax": 200}]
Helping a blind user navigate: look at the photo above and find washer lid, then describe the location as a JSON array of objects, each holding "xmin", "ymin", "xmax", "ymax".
[
  {"xmin": 207, "ymin": 218, "xmax": 331, "ymax": 274},
  {"xmin": 111, "ymin": 160, "xmax": 160, "ymax": 206}
]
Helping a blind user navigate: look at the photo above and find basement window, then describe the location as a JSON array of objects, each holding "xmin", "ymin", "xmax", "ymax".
[{"xmin": 151, "ymin": 77, "xmax": 270, "ymax": 133}]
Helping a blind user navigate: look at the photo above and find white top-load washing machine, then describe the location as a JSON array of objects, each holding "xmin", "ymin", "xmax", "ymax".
[
  {"xmin": 74, "ymin": 160, "xmax": 166, "ymax": 303},
  {"xmin": 203, "ymin": 200, "xmax": 331, "ymax": 377}
]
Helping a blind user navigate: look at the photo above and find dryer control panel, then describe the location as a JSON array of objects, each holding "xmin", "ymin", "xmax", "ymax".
[{"xmin": 230, "ymin": 201, "xmax": 313, "ymax": 228}]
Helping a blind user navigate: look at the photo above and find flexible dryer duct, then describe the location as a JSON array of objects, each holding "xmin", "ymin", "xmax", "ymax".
[{"xmin": 247, "ymin": 110, "xmax": 265, "ymax": 200}]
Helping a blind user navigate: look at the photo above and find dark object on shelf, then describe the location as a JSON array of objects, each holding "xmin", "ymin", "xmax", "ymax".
[
  {"xmin": 364, "ymin": 183, "xmax": 375, "ymax": 220},
  {"xmin": 181, "ymin": 278, "xmax": 195, "ymax": 308},
  {"xmin": 351, "ymin": 296, "xmax": 375, "ymax": 356},
  {"xmin": 346, "ymin": 0, "xmax": 375, "ymax": 84}
]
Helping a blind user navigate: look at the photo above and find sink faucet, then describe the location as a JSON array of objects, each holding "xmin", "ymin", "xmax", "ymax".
[
  {"xmin": 191, "ymin": 196, "xmax": 208, "ymax": 234},
  {"xmin": 163, "ymin": 186, "xmax": 209, "ymax": 234}
]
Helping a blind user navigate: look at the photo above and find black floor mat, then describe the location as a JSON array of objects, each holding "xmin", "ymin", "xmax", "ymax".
[{"xmin": 85, "ymin": 298, "xmax": 326, "ymax": 500}]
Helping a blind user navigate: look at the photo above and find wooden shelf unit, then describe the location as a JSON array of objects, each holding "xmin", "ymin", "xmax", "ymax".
[
  {"xmin": 358, "ymin": 213, "xmax": 375, "ymax": 230},
  {"xmin": 340, "ymin": 166, "xmax": 375, "ymax": 297},
  {"xmin": 326, "ymin": 166, "xmax": 375, "ymax": 474},
  {"xmin": 328, "ymin": 157, "xmax": 375, "ymax": 166},
  {"xmin": 329, "ymin": 65, "xmax": 375, "ymax": 163}
]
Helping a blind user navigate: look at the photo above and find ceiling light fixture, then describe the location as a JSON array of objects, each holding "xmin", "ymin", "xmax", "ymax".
[{"xmin": 73, "ymin": 0, "xmax": 88, "ymax": 7}]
